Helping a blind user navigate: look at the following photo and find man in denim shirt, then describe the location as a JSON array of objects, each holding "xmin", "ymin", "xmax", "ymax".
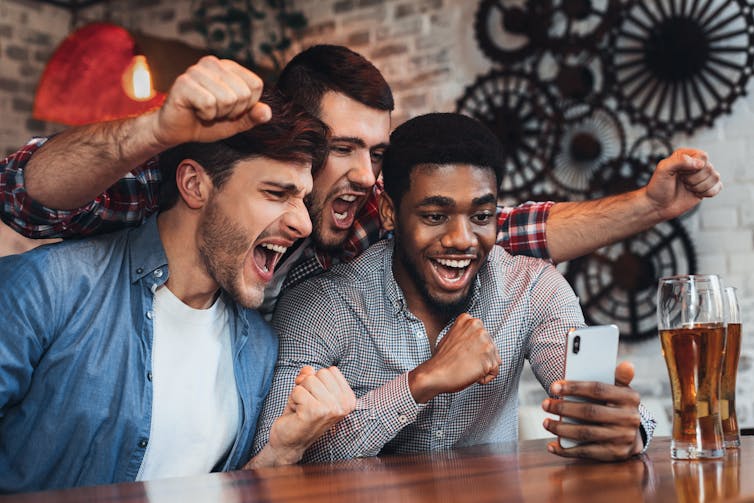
[{"xmin": 0, "ymin": 91, "xmax": 355, "ymax": 493}]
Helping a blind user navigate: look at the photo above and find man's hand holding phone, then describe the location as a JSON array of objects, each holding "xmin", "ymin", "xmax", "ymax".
[{"xmin": 541, "ymin": 361, "xmax": 645, "ymax": 461}]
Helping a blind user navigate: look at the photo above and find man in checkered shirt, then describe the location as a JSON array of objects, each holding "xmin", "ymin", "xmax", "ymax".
[{"xmin": 254, "ymin": 112, "xmax": 655, "ymax": 463}]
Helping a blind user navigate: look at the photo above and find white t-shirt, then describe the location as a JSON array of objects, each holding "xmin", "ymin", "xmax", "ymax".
[{"xmin": 137, "ymin": 285, "xmax": 239, "ymax": 481}]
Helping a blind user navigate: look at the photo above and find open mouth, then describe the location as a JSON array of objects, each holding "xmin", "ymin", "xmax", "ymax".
[
  {"xmin": 430, "ymin": 257, "xmax": 473, "ymax": 290},
  {"xmin": 330, "ymin": 194, "xmax": 361, "ymax": 230},
  {"xmin": 252, "ymin": 243, "xmax": 288, "ymax": 278}
]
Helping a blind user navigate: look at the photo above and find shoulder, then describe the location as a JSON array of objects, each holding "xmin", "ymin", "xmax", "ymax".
[
  {"xmin": 481, "ymin": 247, "xmax": 571, "ymax": 293},
  {"xmin": 275, "ymin": 240, "xmax": 389, "ymax": 327}
]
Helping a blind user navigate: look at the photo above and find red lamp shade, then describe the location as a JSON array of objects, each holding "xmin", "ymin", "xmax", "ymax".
[{"xmin": 33, "ymin": 22, "xmax": 166, "ymax": 126}]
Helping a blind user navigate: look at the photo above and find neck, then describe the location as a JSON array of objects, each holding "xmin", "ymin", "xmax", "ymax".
[
  {"xmin": 157, "ymin": 208, "xmax": 220, "ymax": 309},
  {"xmin": 391, "ymin": 253, "xmax": 451, "ymax": 348}
]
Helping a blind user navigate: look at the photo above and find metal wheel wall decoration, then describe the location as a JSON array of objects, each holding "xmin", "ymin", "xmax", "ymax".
[
  {"xmin": 534, "ymin": 48, "xmax": 611, "ymax": 120},
  {"xmin": 545, "ymin": 0, "xmax": 622, "ymax": 52},
  {"xmin": 608, "ymin": 0, "xmax": 754, "ymax": 135},
  {"xmin": 474, "ymin": 0, "xmax": 554, "ymax": 65},
  {"xmin": 466, "ymin": 0, "xmax": 754, "ymax": 342},
  {"xmin": 456, "ymin": 70, "xmax": 562, "ymax": 202},
  {"xmin": 564, "ymin": 219, "xmax": 696, "ymax": 342},
  {"xmin": 549, "ymin": 105, "xmax": 626, "ymax": 198}
]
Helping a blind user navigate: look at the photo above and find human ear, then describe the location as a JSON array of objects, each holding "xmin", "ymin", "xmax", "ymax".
[
  {"xmin": 378, "ymin": 192, "xmax": 397, "ymax": 232},
  {"xmin": 175, "ymin": 160, "xmax": 213, "ymax": 210}
]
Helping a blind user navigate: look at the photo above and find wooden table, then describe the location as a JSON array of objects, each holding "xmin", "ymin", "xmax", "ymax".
[{"xmin": 5, "ymin": 436, "xmax": 753, "ymax": 502}]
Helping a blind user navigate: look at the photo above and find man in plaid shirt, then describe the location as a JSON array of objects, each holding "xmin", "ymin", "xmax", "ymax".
[
  {"xmin": 255, "ymin": 112, "xmax": 654, "ymax": 462},
  {"xmin": 1, "ymin": 45, "xmax": 721, "ymax": 316}
]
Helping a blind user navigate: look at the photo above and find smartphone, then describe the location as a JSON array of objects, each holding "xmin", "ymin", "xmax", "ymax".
[{"xmin": 558, "ymin": 324, "xmax": 620, "ymax": 449}]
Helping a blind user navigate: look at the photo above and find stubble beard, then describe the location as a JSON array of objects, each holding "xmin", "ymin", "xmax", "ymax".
[
  {"xmin": 198, "ymin": 198, "xmax": 264, "ymax": 309},
  {"xmin": 393, "ymin": 234, "xmax": 474, "ymax": 320}
]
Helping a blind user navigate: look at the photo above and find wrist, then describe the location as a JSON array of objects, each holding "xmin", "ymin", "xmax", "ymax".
[{"xmin": 408, "ymin": 366, "xmax": 438, "ymax": 404}]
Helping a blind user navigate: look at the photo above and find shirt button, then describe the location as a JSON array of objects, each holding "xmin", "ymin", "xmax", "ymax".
[
  {"xmin": 435, "ymin": 430, "xmax": 444, "ymax": 438},
  {"xmin": 138, "ymin": 439, "xmax": 148, "ymax": 448},
  {"xmin": 398, "ymin": 414, "xmax": 408, "ymax": 424},
  {"xmin": 146, "ymin": 311, "xmax": 154, "ymax": 320},
  {"xmin": 153, "ymin": 269, "xmax": 163, "ymax": 278},
  {"xmin": 147, "ymin": 371, "xmax": 153, "ymax": 381},
  {"xmin": 136, "ymin": 267, "xmax": 144, "ymax": 274}
]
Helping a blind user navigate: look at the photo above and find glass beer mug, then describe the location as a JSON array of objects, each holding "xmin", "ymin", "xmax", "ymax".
[
  {"xmin": 722, "ymin": 286, "xmax": 742, "ymax": 448},
  {"xmin": 657, "ymin": 274, "xmax": 725, "ymax": 460}
]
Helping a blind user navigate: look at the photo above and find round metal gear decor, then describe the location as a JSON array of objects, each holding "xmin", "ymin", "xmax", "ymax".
[
  {"xmin": 474, "ymin": 0, "xmax": 554, "ymax": 65},
  {"xmin": 546, "ymin": 0, "xmax": 622, "ymax": 52},
  {"xmin": 587, "ymin": 156, "xmax": 654, "ymax": 200},
  {"xmin": 627, "ymin": 134, "xmax": 674, "ymax": 166},
  {"xmin": 456, "ymin": 69, "xmax": 562, "ymax": 203},
  {"xmin": 608, "ymin": 0, "xmax": 754, "ymax": 135},
  {"xmin": 534, "ymin": 48, "xmax": 611, "ymax": 120},
  {"xmin": 548, "ymin": 104, "xmax": 626, "ymax": 199},
  {"xmin": 564, "ymin": 218, "xmax": 697, "ymax": 342}
]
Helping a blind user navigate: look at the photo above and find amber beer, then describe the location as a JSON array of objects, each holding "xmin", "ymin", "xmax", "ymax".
[
  {"xmin": 722, "ymin": 322, "xmax": 742, "ymax": 447},
  {"xmin": 660, "ymin": 324, "xmax": 725, "ymax": 459}
]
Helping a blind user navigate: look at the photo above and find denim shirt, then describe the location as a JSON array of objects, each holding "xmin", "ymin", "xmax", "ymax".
[{"xmin": 0, "ymin": 215, "xmax": 278, "ymax": 493}]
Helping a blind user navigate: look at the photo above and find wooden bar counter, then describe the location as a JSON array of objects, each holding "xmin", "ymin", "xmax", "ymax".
[{"xmin": 4, "ymin": 436, "xmax": 753, "ymax": 502}]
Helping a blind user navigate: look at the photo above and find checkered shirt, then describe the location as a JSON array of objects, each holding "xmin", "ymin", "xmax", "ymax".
[{"xmin": 254, "ymin": 240, "xmax": 656, "ymax": 462}]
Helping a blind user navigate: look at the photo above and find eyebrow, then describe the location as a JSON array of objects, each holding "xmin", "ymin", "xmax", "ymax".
[
  {"xmin": 331, "ymin": 136, "xmax": 389, "ymax": 151},
  {"xmin": 416, "ymin": 193, "xmax": 496, "ymax": 208},
  {"xmin": 261, "ymin": 181, "xmax": 306, "ymax": 194}
]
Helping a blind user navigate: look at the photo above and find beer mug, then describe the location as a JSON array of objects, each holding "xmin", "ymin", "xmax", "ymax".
[
  {"xmin": 657, "ymin": 274, "xmax": 725, "ymax": 459},
  {"xmin": 722, "ymin": 286, "xmax": 742, "ymax": 448}
]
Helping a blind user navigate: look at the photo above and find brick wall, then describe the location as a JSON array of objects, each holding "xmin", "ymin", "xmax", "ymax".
[{"xmin": 2, "ymin": 0, "xmax": 753, "ymax": 431}]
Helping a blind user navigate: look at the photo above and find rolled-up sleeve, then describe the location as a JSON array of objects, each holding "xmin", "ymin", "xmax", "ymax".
[{"xmin": 1, "ymin": 137, "xmax": 161, "ymax": 238}]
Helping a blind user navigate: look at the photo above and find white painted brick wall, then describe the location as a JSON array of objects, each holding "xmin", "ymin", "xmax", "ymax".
[{"xmin": 2, "ymin": 0, "xmax": 754, "ymax": 430}]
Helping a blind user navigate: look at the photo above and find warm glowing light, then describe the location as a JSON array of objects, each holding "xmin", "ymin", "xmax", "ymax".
[{"xmin": 122, "ymin": 55, "xmax": 155, "ymax": 101}]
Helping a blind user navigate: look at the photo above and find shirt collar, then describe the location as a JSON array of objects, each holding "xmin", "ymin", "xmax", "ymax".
[
  {"xmin": 381, "ymin": 239, "xmax": 485, "ymax": 318},
  {"xmin": 128, "ymin": 214, "xmax": 169, "ymax": 286}
]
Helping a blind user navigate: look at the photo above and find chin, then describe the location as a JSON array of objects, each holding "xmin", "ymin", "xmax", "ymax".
[{"xmin": 227, "ymin": 282, "xmax": 265, "ymax": 310}]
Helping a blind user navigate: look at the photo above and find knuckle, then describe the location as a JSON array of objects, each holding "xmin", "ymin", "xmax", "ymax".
[
  {"xmin": 583, "ymin": 403, "xmax": 600, "ymax": 420},
  {"xmin": 592, "ymin": 381, "xmax": 608, "ymax": 398}
]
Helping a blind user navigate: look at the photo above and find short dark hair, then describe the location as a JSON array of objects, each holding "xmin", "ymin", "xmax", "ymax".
[
  {"xmin": 381, "ymin": 113, "xmax": 505, "ymax": 208},
  {"xmin": 276, "ymin": 44, "xmax": 394, "ymax": 116},
  {"xmin": 158, "ymin": 90, "xmax": 329, "ymax": 211}
]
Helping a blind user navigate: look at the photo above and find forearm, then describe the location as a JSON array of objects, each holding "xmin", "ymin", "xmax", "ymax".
[
  {"xmin": 25, "ymin": 112, "xmax": 167, "ymax": 210},
  {"xmin": 302, "ymin": 373, "xmax": 421, "ymax": 463},
  {"xmin": 245, "ymin": 442, "xmax": 306, "ymax": 469},
  {"xmin": 545, "ymin": 188, "xmax": 662, "ymax": 263}
]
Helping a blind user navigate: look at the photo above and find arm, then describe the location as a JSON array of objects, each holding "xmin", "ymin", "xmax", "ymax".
[
  {"xmin": 520, "ymin": 264, "xmax": 652, "ymax": 461},
  {"xmin": 262, "ymin": 280, "xmax": 504, "ymax": 462},
  {"xmin": 0, "ymin": 252, "xmax": 56, "ymax": 417},
  {"xmin": 245, "ymin": 365, "xmax": 355, "ymax": 468},
  {"xmin": 545, "ymin": 149, "xmax": 721, "ymax": 263},
  {"xmin": 253, "ymin": 283, "xmax": 414, "ymax": 463},
  {"xmin": 1, "ymin": 56, "xmax": 270, "ymax": 237}
]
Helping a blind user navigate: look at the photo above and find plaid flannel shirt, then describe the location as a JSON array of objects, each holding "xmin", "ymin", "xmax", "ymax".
[
  {"xmin": 1, "ymin": 137, "xmax": 553, "ymax": 285},
  {"xmin": 255, "ymin": 240, "xmax": 655, "ymax": 461}
]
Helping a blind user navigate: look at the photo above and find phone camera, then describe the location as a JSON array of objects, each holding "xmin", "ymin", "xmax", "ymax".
[{"xmin": 573, "ymin": 335, "xmax": 581, "ymax": 354}]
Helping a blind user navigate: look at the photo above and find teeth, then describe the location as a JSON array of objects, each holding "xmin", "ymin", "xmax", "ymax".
[
  {"xmin": 339, "ymin": 194, "xmax": 357, "ymax": 202},
  {"xmin": 262, "ymin": 243, "xmax": 288, "ymax": 254},
  {"xmin": 334, "ymin": 211, "xmax": 348, "ymax": 221},
  {"xmin": 435, "ymin": 258, "xmax": 471, "ymax": 268}
]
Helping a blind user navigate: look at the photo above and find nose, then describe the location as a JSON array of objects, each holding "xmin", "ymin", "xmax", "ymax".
[
  {"xmin": 284, "ymin": 200, "xmax": 313, "ymax": 239},
  {"xmin": 440, "ymin": 217, "xmax": 477, "ymax": 251},
  {"xmin": 348, "ymin": 151, "xmax": 377, "ymax": 189}
]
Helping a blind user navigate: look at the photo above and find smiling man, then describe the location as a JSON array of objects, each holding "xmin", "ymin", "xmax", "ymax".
[
  {"xmin": 0, "ymin": 92, "xmax": 355, "ymax": 493},
  {"xmin": 254, "ymin": 113, "xmax": 653, "ymax": 462}
]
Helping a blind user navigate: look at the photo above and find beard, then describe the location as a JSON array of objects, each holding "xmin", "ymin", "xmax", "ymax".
[
  {"xmin": 393, "ymin": 234, "xmax": 474, "ymax": 319},
  {"xmin": 305, "ymin": 192, "xmax": 347, "ymax": 252},
  {"xmin": 197, "ymin": 197, "xmax": 263, "ymax": 309}
]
